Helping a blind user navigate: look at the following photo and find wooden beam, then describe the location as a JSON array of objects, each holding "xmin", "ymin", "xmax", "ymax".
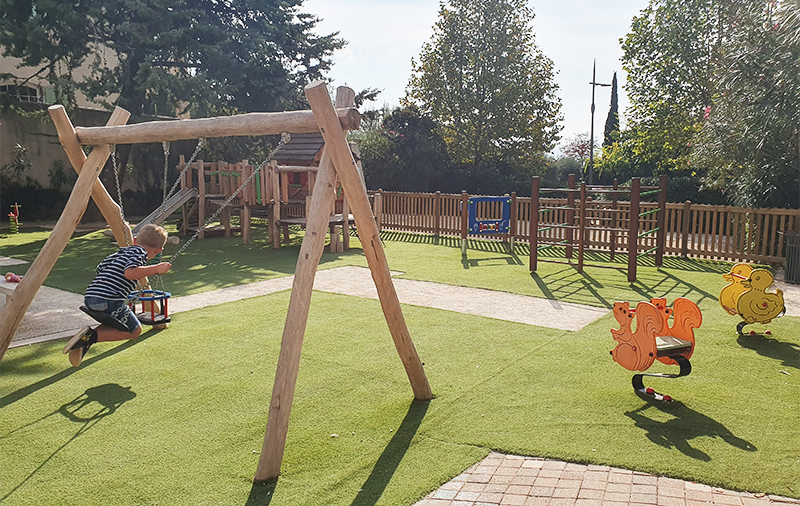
[
  {"xmin": 305, "ymin": 81, "xmax": 432, "ymax": 400},
  {"xmin": 0, "ymin": 111, "xmax": 123, "ymax": 359},
  {"xmin": 48, "ymin": 105, "xmax": 133, "ymax": 246},
  {"xmin": 256, "ymin": 86, "xmax": 358, "ymax": 481},
  {"xmin": 75, "ymin": 108, "xmax": 361, "ymax": 145}
]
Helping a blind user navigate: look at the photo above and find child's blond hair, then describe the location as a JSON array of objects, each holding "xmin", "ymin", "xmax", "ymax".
[{"xmin": 136, "ymin": 224, "xmax": 168, "ymax": 249}]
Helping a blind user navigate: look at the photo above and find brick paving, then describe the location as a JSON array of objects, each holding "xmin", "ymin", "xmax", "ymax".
[{"xmin": 414, "ymin": 453, "xmax": 800, "ymax": 506}]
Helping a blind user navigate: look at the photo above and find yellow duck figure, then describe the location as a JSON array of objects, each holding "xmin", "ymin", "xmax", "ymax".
[
  {"xmin": 736, "ymin": 268, "xmax": 785, "ymax": 325},
  {"xmin": 719, "ymin": 263, "xmax": 753, "ymax": 315}
]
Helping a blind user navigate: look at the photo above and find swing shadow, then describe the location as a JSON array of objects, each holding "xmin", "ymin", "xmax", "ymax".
[
  {"xmin": 1, "ymin": 383, "xmax": 136, "ymax": 502},
  {"xmin": 624, "ymin": 400, "xmax": 756, "ymax": 461},
  {"xmin": 244, "ymin": 400, "xmax": 430, "ymax": 506},
  {"xmin": 0, "ymin": 327, "xmax": 162, "ymax": 408}
]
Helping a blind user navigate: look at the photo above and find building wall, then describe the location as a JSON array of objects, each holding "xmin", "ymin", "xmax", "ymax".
[{"xmin": 1, "ymin": 105, "xmax": 112, "ymax": 188}]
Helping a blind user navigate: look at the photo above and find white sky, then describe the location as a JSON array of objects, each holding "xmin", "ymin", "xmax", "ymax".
[{"xmin": 304, "ymin": 0, "xmax": 650, "ymax": 154}]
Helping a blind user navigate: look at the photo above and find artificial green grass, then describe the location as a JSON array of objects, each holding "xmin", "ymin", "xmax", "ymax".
[
  {"xmin": 1, "ymin": 223, "xmax": 368, "ymax": 296},
  {"xmin": 1, "ymin": 224, "xmax": 799, "ymax": 505}
]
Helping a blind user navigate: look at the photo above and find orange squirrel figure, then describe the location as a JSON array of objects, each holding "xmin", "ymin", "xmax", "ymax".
[
  {"xmin": 610, "ymin": 300, "xmax": 663, "ymax": 371},
  {"xmin": 611, "ymin": 297, "xmax": 702, "ymax": 372},
  {"xmin": 611, "ymin": 297, "xmax": 702, "ymax": 401}
]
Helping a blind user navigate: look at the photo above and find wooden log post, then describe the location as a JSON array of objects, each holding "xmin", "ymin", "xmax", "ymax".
[
  {"xmin": 75, "ymin": 108, "xmax": 362, "ymax": 144},
  {"xmin": 374, "ymin": 191, "xmax": 382, "ymax": 232},
  {"xmin": 628, "ymin": 178, "xmax": 641, "ymax": 283},
  {"xmin": 0, "ymin": 108, "xmax": 130, "ymax": 359},
  {"xmin": 578, "ymin": 182, "xmax": 587, "ymax": 273},
  {"xmin": 197, "ymin": 159, "xmax": 206, "ymax": 239},
  {"xmin": 434, "ymin": 191, "xmax": 441, "ymax": 239},
  {"xmin": 49, "ymin": 106, "xmax": 133, "ymax": 247},
  {"xmin": 509, "ymin": 192, "xmax": 517, "ymax": 252},
  {"xmin": 656, "ymin": 174, "xmax": 668, "ymax": 267},
  {"xmin": 566, "ymin": 174, "xmax": 576, "ymax": 259},
  {"xmin": 460, "ymin": 191, "xmax": 469, "ymax": 254},
  {"xmin": 681, "ymin": 200, "xmax": 692, "ymax": 257},
  {"xmin": 530, "ymin": 176, "xmax": 540, "ymax": 271},
  {"xmin": 610, "ymin": 179, "xmax": 619, "ymax": 261},
  {"xmin": 257, "ymin": 83, "xmax": 428, "ymax": 482}
]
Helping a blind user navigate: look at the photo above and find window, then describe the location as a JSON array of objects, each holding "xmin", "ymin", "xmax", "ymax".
[{"xmin": 0, "ymin": 84, "xmax": 42, "ymax": 102}]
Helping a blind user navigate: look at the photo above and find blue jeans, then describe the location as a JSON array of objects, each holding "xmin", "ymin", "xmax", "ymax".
[{"xmin": 84, "ymin": 296, "xmax": 141, "ymax": 333}]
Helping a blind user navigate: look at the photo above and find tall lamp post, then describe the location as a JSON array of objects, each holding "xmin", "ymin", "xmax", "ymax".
[{"xmin": 588, "ymin": 59, "xmax": 610, "ymax": 186}]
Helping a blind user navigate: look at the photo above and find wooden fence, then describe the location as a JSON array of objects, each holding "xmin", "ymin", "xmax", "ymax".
[{"xmin": 371, "ymin": 190, "xmax": 800, "ymax": 265}]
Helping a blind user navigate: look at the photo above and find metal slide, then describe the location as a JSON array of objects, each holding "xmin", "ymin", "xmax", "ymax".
[{"xmin": 132, "ymin": 187, "xmax": 198, "ymax": 235}]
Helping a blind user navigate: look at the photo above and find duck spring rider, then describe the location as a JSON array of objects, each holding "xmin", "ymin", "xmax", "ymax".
[
  {"xmin": 719, "ymin": 263, "xmax": 786, "ymax": 335},
  {"xmin": 610, "ymin": 297, "xmax": 702, "ymax": 401}
]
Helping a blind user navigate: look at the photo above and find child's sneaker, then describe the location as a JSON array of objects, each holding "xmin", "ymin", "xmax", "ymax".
[{"xmin": 63, "ymin": 326, "xmax": 97, "ymax": 366}]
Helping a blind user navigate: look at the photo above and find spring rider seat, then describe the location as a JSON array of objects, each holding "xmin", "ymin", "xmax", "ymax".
[{"xmin": 610, "ymin": 297, "xmax": 702, "ymax": 401}]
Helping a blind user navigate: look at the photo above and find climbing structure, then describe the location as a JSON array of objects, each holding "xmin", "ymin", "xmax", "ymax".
[{"xmin": 530, "ymin": 175, "xmax": 667, "ymax": 282}]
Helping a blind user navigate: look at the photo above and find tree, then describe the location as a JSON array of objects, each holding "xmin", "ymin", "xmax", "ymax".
[
  {"xmin": 0, "ymin": 0, "xmax": 345, "ymax": 118},
  {"xmin": 692, "ymin": 1, "xmax": 800, "ymax": 208},
  {"xmin": 353, "ymin": 106, "xmax": 452, "ymax": 192},
  {"xmin": 562, "ymin": 133, "xmax": 593, "ymax": 167},
  {"xmin": 405, "ymin": 0, "xmax": 562, "ymax": 173},
  {"xmin": 1, "ymin": 0, "xmax": 346, "ymax": 215},
  {"xmin": 613, "ymin": 0, "xmax": 739, "ymax": 174},
  {"xmin": 603, "ymin": 72, "xmax": 619, "ymax": 147}
]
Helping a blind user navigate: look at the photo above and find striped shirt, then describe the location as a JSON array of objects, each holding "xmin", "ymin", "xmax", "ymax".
[{"xmin": 85, "ymin": 245, "xmax": 148, "ymax": 300}]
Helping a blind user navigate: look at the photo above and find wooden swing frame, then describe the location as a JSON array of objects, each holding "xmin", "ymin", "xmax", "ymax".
[{"xmin": 0, "ymin": 82, "xmax": 432, "ymax": 481}]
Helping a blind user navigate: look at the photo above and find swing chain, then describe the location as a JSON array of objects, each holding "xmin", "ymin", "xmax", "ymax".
[
  {"xmin": 111, "ymin": 145, "xmax": 132, "ymax": 247},
  {"xmin": 153, "ymin": 138, "xmax": 205, "ymax": 224},
  {"xmin": 169, "ymin": 137, "xmax": 286, "ymax": 264}
]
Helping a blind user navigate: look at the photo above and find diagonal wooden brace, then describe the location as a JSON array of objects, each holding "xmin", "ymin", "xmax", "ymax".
[{"xmin": 0, "ymin": 108, "xmax": 131, "ymax": 360}]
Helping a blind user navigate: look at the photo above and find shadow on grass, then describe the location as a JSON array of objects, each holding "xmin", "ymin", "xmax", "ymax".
[
  {"xmin": 2, "ymin": 383, "xmax": 137, "ymax": 502},
  {"xmin": 625, "ymin": 401, "xmax": 756, "ymax": 461},
  {"xmin": 0, "ymin": 328, "xmax": 162, "ymax": 408},
  {"xmin": 350, "ymin": 399, "xmax": 430, "ymax": 506},
  {"xmin": 246, "ymin": 479, "xmax": 277, "ymax": 506},
  {"xmin": 737, "ymin": 333, "xmax": 800, "ymax": 370},
  {"xmin": 244, "ymin": 400, "xmax": 430, "ymax": 506}
]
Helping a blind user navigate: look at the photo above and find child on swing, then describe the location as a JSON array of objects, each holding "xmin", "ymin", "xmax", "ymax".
[{"xmin": 63, "ymin": 224, "xmax": 171, "ymax": 367}]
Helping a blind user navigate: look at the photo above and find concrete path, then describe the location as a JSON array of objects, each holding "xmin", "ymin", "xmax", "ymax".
[{"xmin": 6, "ymin": 264, "xmax": 610, "ymax": 348}]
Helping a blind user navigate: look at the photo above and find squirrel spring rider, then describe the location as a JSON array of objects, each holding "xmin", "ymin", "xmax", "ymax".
[{"xmin": 610, "ymin": 297, "xmax": 702, "ymax": 401}]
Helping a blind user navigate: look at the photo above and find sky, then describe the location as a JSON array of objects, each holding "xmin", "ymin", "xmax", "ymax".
[{"xmin": 303, "ymin": 0, "xmax": 650, "ymax": 154}]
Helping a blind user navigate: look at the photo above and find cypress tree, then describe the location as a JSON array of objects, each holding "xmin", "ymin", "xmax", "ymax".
[{"xmin": 603, "ymin": 72, "xmax": 619, "ymax": 147}]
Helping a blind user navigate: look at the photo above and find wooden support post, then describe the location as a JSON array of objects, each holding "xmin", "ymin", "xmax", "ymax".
[
  {"xmin": 460, "ymin": 191, "xmax": 469, "ymax": 254},
  {"xmin": 179, "ymin": 155, "xmax": 189, "ymax": 235},
  {"xmin": 0, "ymin": 107, "xmax": 130, "ymax": 359},
  {"xmin": 578, "ymin": 182, "xmax": 586, "ymax": 273},
  {"xmin": 198, "ymin": 159, "xmax": 206, "ymax": 239},
  {"xmin": 681, "ymin": 200, "xmax": 692, "ymax": 257},
  {"xmin": 628, "ymin": 178, "xmax": 641, "ymax": 283},
  {"xmin": 374, "ymin": 191, "xmax": 382, "ymax": 232},
  {"xmin": 342, "ymin": 196, "xmax": 351, "ymax": 251},
  {"xmin": 656, "ymin": 174, "xmax": 668, "ymax": 267},
  {"xmin": 530, "ymin": 176, "xmax": 540, "ymax": 271},
  {"xmin": 255, "ymin": 82, "xmax": 431, "ymax": 482},
  {"xmin": 566, "ymin": 174, "xmax": 576, "ymax": 259},
  {"xmin": 434, "ymin": 191, "xmax": 441, "ymax": 238},
  {"xmin": 610, "ymin": 179, "xmax": 618, "ymax": 261},
  {"xmin": 509, "ymin": 192, "xmax": 517, "ymax": 252},
  {"xmin": 48, "ymin": 106, "xmax": 133, "ymax": 246}
]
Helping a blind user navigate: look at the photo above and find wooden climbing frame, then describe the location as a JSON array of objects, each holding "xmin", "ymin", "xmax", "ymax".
[{"xmin": 529, "ymin": 174, "xmax": 667, "ymax": 282}]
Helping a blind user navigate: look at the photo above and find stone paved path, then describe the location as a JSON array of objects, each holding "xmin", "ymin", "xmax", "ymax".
[{"xmin": 414, "ymin": 453, "xmax": 799, "ymax": 506}]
